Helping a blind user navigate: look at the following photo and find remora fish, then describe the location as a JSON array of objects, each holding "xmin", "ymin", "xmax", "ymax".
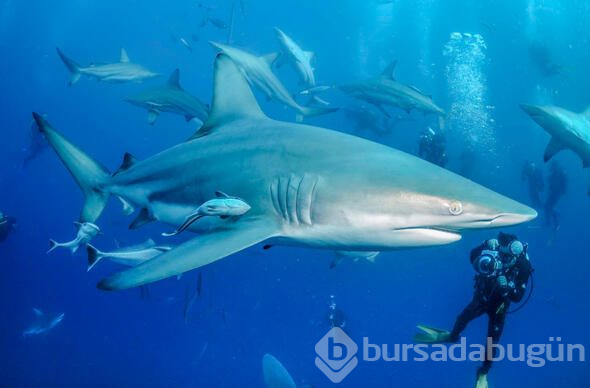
[
  {"xmin": 32, "ymin": 54, "xmax": 535, "ymax": 291},
  {"xmin": 56, "ymin": 48, "xmax": 159, "ymax": 85},
  {"xmin": 125, "ymin": 69, "xmax": 210, "ymax": 125},
  {"xmin": 340, "ymin": 61, "xmax": 445, "ymax": 117},
  {"xmin": 48, "ymin": 222, "xmax": 100, "ymax": 254},
  {"xmin": 330, "ymin": 250, "xmax": 380, "ymax": 269},
  {"xmin": 23, "ymin": 308, "xmax": 64, "ymax": 337},
  {"xmin": 86, "ymin": 239, "xmax": 173, "ymax": 271}
]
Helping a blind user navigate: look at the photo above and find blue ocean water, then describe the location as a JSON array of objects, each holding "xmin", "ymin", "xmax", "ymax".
[{"xmin": 0, "ymin": 0, "xmax": 589, "ymax": 386}]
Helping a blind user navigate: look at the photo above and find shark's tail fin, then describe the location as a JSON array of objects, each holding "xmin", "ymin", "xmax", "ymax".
[
  {"xmin": 32, "ymin": 113, "xmax": 111, "ymax": 223},
  {"xmin": 86, "ymin": 244, "xmax": 104, "ymax": 272},
  {"xmin": 296, "ymin": 105, "xmax": 339, "ymax": 123},
  {"xmin": 48, "ymin": 239, "xmax": 60, "ymax": 253},
  {"xmin": 56, "ymin": 48, "xmax": 82, "ymax": 86}
]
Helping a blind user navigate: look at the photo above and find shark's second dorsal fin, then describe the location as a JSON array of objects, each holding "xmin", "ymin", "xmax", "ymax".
[
  {"xmin": 33, "ymin": 308, "xmax": 43, "ymax": 317},
  {"xmin": 168, "ymin": 69, "xmax": 182, "ymax": 89},
  {"xmin": 192, "ymin": 54, "xmax": 266, "ymax": 138},
  {"xmin": 120, "ymin": 48, "xmax": 130, "ymax": 63},
  {"xmin": 381, "ymin": 60, "xmax": 397, "ymax": 80}
]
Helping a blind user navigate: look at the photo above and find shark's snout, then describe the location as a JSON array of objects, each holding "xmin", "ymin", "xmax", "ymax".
[
  {"xmin": 488, "ymin": 208, "xmax": 538, "ymax": 227},
  {"xmin": 520, "ymin": 103, "xmax": 547, "ymax": 119}
]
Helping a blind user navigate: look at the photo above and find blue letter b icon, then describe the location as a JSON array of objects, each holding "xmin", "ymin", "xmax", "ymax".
[{"xmin": 328, "ymin": 337, "xmax": 347, "ymax": 361}]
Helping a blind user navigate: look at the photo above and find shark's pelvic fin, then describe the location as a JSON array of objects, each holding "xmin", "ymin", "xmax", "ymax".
[
  {"xmin": 32, "ymin": 113, "xmax": 111, "ymax": 223},
  {"xmin": 98, "ymin": 220, "xmax": 278, "ymax": 290},
  {"xmin": 147, "ymin": 110, "xmax": 160, "ymax": 125},
  {"xmin": 120, "ymin": 48, "xmax": 130, "ymax": 63},
  {"xmin": 544, "ymin": 137, "xmax": 566, "ymax": 162},
  {"xmin": 193, "ymin": 53, "xmax": 267, "ymax": 137}
]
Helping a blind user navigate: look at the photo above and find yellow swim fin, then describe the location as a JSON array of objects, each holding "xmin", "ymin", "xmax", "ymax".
[{"xmin": 413, "ymin": 324, "xmax": 452, "ymax": 343}]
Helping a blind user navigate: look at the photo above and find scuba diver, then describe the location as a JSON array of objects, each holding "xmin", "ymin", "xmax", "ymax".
[
  {"xmin": 0, "ymin": 212, "xmax": 17, "ymax": 242},
  {"xmin": 521, "ymin": 161, "xmax": 545, "ymax": 209},
  {"xmin": 544, "ymin": 162, "xmax": 567, "ymax": 232},
  {"xmin": 418, "ymin": 127, "xmax": 447, "ymax": 167},
  {"xmin": 327, "ymin": 294, "xmax": 346, "ymax": 330},
  {"xmin": 414, "ymin": 232, "xmax": 534, "ymax": 388}
]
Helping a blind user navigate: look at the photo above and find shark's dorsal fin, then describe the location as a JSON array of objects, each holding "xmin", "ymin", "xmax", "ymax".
[
  {"xmin": 304, "ymin": 51, "xmax": 314, "ymax": 61},
  {"xmin": 33, "ymin": 308, "xmax": 43, "ymax": 317},
  {"xmin": 215, "ymin": 191, "xmax": 231, "ymax": 198},
  {"xmin": 194, "ymin": 54, "xmax": 266, "ymax": 137},
  {"xmin": 381, "ymin": 60, "xmax": 397, "ymax": 80},
  {"xmin": 583, "ymin": 106, "xmax": 590, "ymax": 118},
  {"xmin": 114, "ymin": 153, "xmax": 137, "ymax": 176},
  {"xmin": 120, "ymin": 48, "xmax": 130, "ymax": 63},
  {"xmin": 261, "ymin": 52, "xmax": 280, "ymax": 66},
  {"xmin": 168, "ymin": 69, "xmax": 182, "ymax": 89}
]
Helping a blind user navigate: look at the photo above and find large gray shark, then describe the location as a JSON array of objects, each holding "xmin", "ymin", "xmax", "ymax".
[
  {"xmin": 274, "ymin": 27, "xmax": 316, "ymax": 86},
  {"xmin": 340, "ymin": 61, "xmax": 445, "ymax": 117},
  {"xmin": 262, "ymin": 354, "xmax": 296, "ymax": 388},
  {"xmin": 125, "ymin": 69, "xmax": 210, "ymax": 125},
  {"xmin": 56, "ymin": 48, "xmax": 159, "ymax": 86},
  {"xmin": 520, "ymin": 104, "xmax": 590, "ymax": 167},
  {"xmin": 32, "ymin": 54, "xmax": 536, "ymax": 291},
  {"xmin": 22, "ymin": 308, "xmax": 64, "ymax": 337},
  {"xmin": 210, "ymin": 42, "xmax": 336, "ymax": 121}
]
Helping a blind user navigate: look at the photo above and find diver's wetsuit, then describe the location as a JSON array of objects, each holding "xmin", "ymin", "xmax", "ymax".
[
  {"xmin": 521, "ymin": 162, "xmax": 545, "ymax": 209},
  {"xmin": 0, "ymin": 216, "xmax": 16, "ymax": 242},
  {"xmin": 418, "ymin": 131, "xmax": 447, "ymax": 167},
  {"xmin": 449, "ymin": 243, "xmax": 533, "ymax": 375},
  {"xmin": 545, "ymin": 163, "xmax": 567, "ymax": 230}
]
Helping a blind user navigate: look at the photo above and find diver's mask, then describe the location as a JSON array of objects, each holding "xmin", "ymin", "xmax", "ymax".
[{"xmin": 473, "ymin": 250, "xmax": 502, "ymax": 277}]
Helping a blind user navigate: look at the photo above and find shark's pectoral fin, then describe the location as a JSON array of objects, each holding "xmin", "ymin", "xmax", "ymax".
[
  {"xmin": 98, "ymin": 220, "xmax": 278, "ymax": 290},
  {"xmin": 544, "ymin": 137, "xmax": 566, "ymax": 162}
]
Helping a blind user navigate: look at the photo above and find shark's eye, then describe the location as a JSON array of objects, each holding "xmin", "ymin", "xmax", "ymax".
[{"xmin": 449, "ymin": 201, "xmax": 463, "ymax": 216}]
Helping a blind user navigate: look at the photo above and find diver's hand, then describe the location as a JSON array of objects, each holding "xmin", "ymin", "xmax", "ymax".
[{"xmin": 497, "ymin": 275, "xmax": 508, "ymax": 288}]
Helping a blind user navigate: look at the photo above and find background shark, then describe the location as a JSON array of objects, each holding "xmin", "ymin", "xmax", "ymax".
[
  {"xmin": 33, "ymin": 54, "xmax": 535, "ymax": 291},
  {"xmin": 340, "ymin": 61, "xmax": 445, "ymax": 118},
  {"xmin": 521, "ymin": 104, "xmax": 590, "ymax": 167},
  {"xmin": 125, "ymin": 69, "xmax": 210, "ymax": 125},
  {"xmin": 210, "ymin": 42, "xmax": 336, "ymax": 121},
  {"xmin": 56, "ymin": 48, "xmax": 159, "ymax": 86},
  {"xmin": 274, "ymin": 27, "xmax": 316, "ymax": 87},
  {"xmin": 22, "ymin": 308, "xmax": 64, "ymax": 337}
]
